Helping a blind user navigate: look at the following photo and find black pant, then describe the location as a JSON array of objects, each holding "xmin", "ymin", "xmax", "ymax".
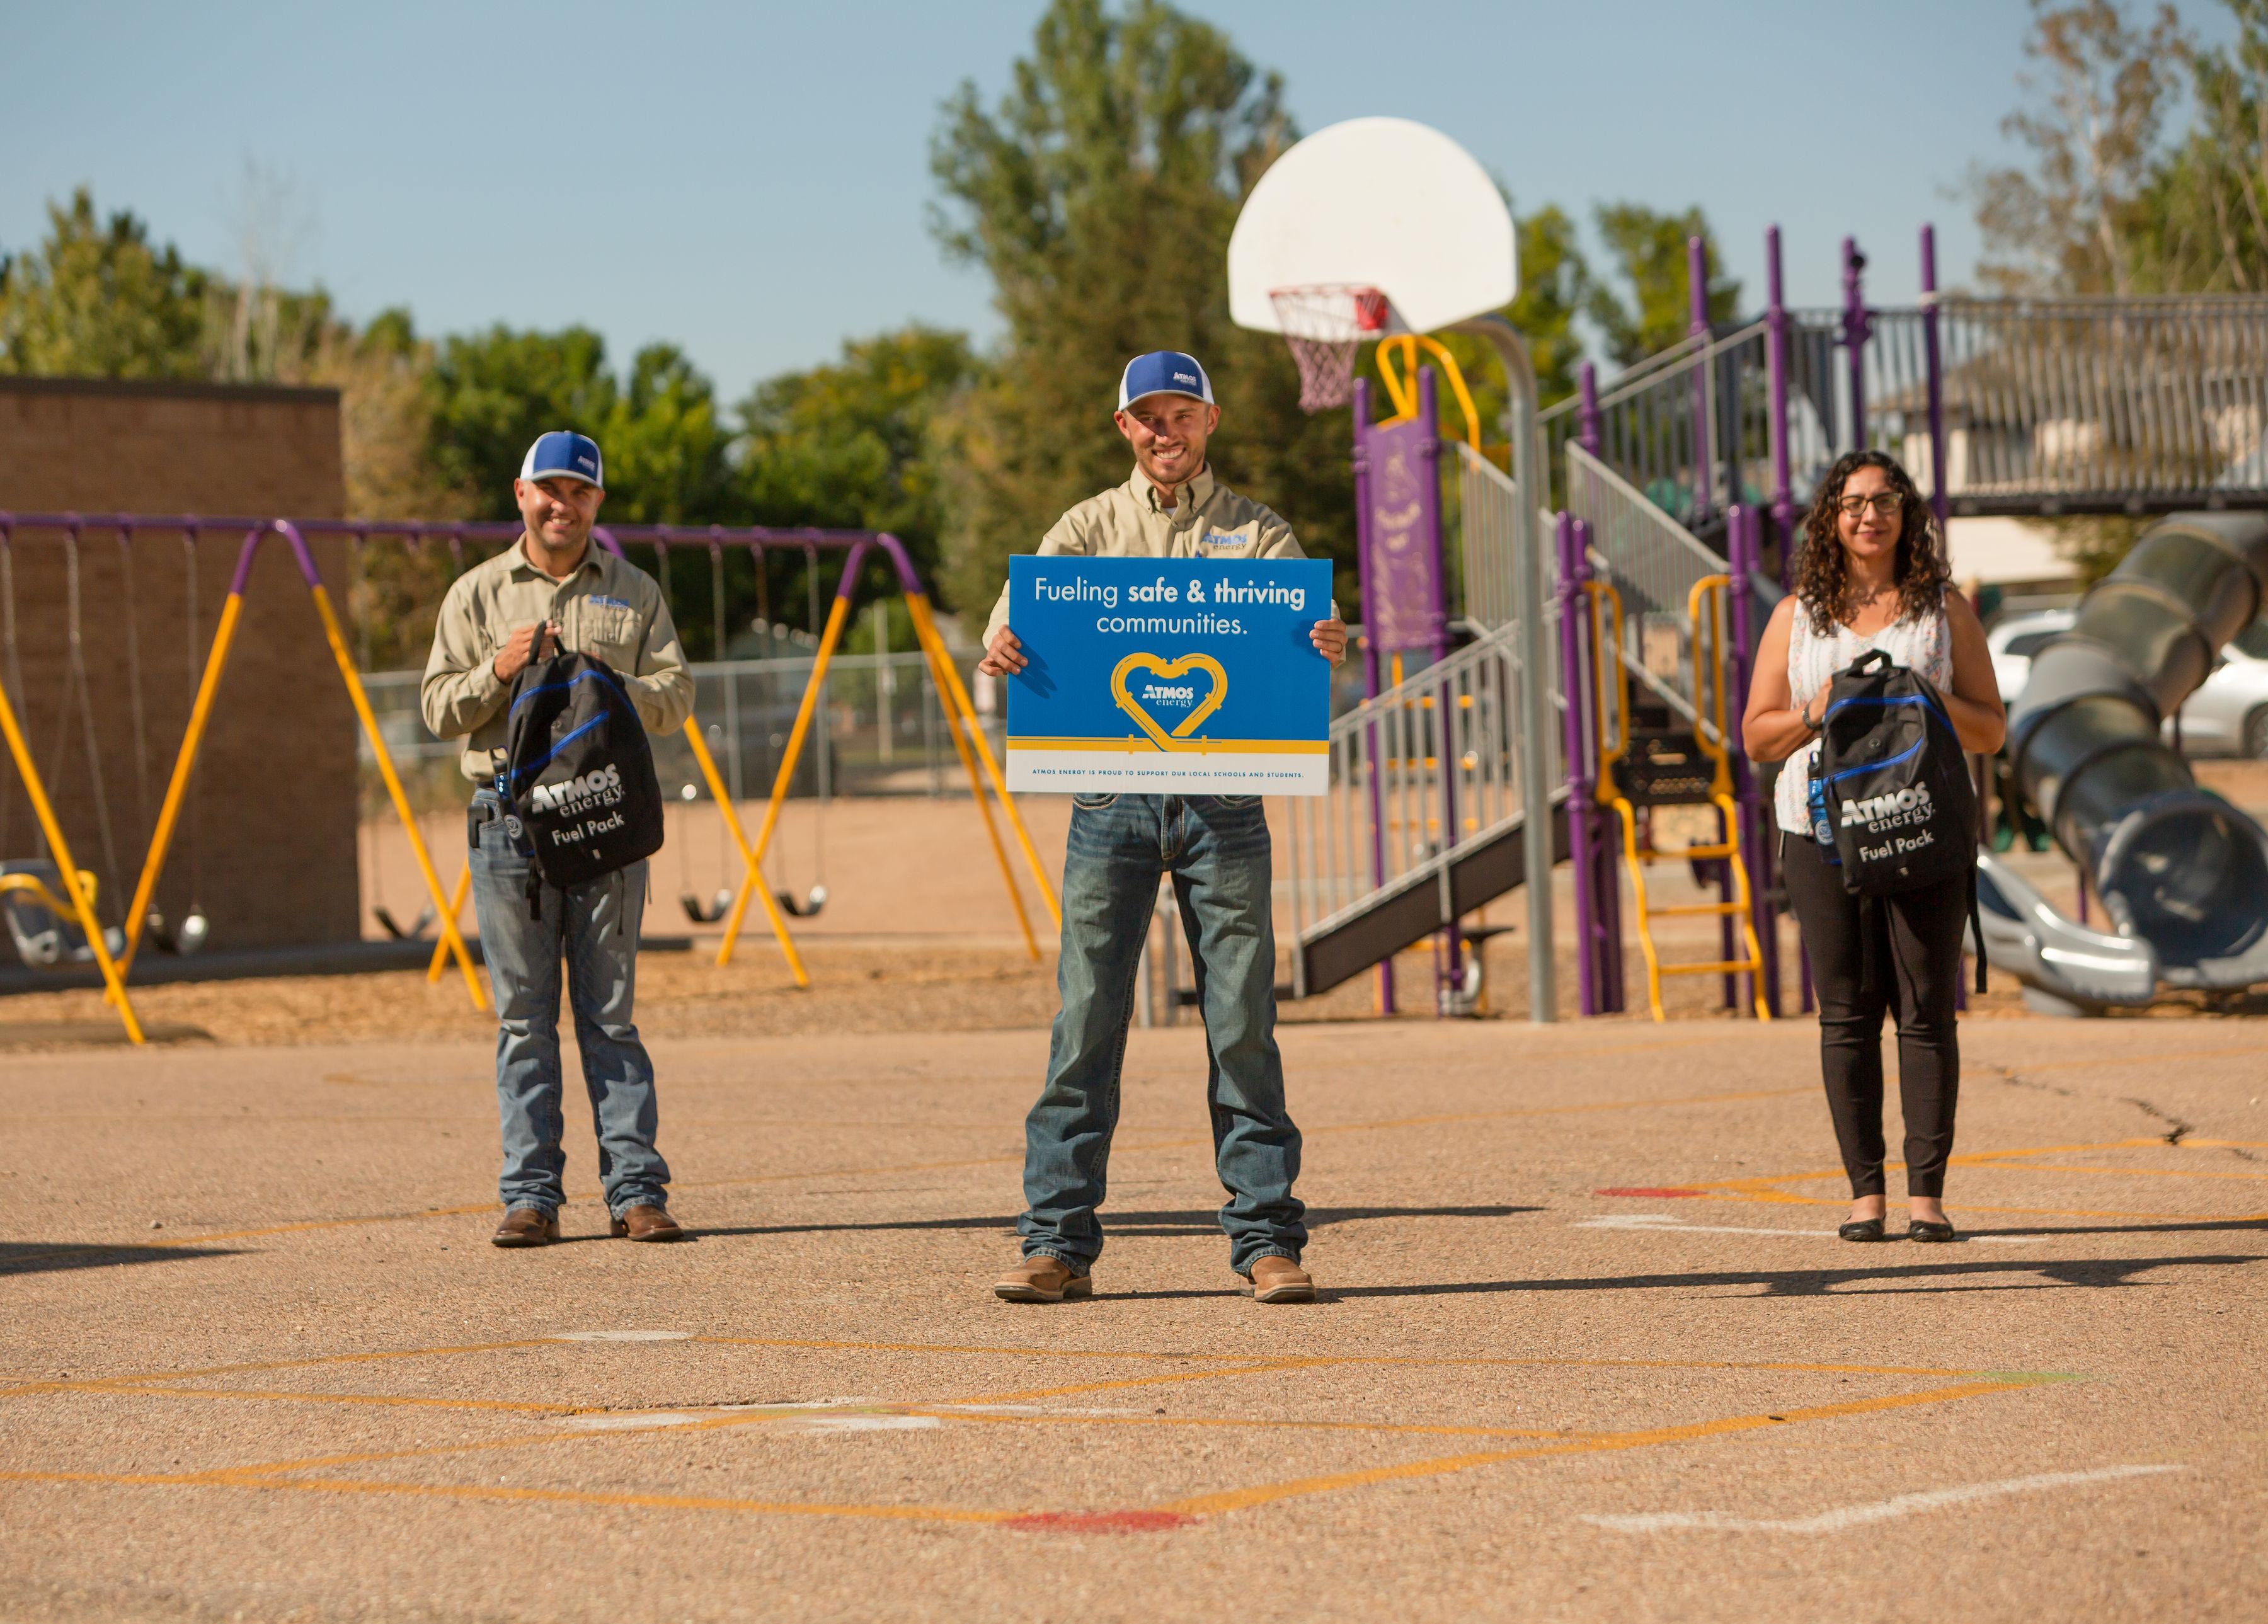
[{"xmin": 1780, "ymin": 831, "xmax": 1966, "ymax": 1198}]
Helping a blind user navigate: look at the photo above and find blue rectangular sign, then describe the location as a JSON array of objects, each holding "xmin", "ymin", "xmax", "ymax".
[{"xmin": 1004, "ymin": 556, "xmax": 1333, "ymax": 795}]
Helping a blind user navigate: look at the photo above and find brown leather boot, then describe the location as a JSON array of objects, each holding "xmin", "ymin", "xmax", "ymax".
[
  {"xmin": 1245, "ymin": 1255, "xmax": 1315, "ymax": 1303},
  {"xmin": 491, "ymin": 1207, "xmax": 559, "ymax": 1248},
  {"xmin": 992, "ymin": 1254, "xmax": 1092, "ymax": 1303},
  {"xmin": 610, "ymin": 1204, "xmax": 684, "ymax": 1242}
]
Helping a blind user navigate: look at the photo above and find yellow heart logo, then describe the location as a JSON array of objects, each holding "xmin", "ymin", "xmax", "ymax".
[{"xmin": 1110, "ymin": 652, "xmax": 1228, "ymax": 752}]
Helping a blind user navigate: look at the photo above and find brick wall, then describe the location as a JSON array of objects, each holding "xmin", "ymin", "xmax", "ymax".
[{"xmin": 0, "ymin": 377, "xmax": 359, "ymax": 951}]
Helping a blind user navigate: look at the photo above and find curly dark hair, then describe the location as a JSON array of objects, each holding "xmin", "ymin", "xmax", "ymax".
[{"xmin": 1793, "ymin": 450, "xmax": 1952, "ymax": 635}]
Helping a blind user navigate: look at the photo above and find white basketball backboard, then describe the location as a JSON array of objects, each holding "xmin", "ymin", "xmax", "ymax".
[{"xmin": 1228, "ymin": 117, "xmax": 1516, "ymax": 337}]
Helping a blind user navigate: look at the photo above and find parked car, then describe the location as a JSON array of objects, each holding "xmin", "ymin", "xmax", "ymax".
[
  {"xmin": 1984, "ymin": 608, "xmax": 2267, "ymax": 758},
  {"xmin": 2174, "ymin": 620, "xmax": 2268, "ymax": 758},
  {"xmin": 1988, "ymin": 610, "xmax": 2076, "ymax": 704}
]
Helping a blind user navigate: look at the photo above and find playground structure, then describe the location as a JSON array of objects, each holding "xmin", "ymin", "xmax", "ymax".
[
  {"xmin": 1983, "ymin": 511, "xmax": 2268, "ymax": 1011},
  {"xmin": 0, "ymin": 513, "xmax": 1061, "ymax": 1041},
  {"xmin": 1232, "ymin": 117, "xmax": 2268, "ymax": 1022}
]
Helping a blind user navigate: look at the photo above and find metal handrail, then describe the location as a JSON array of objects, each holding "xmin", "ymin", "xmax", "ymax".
[{"xmin": 1283, "ymin": 606, "xmax": 1559, "ymax": 960}]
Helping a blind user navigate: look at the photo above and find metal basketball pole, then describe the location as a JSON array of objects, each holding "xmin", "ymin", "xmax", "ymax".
[{"xmin": 1453, "ymin": 314, "xmax": 1556, "ymax": 1022}]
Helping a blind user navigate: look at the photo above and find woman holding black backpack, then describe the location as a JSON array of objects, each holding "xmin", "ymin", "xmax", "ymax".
[{"xmin": 1743, "ymin": 451, "xmax": 2006, "ymax": 1242}]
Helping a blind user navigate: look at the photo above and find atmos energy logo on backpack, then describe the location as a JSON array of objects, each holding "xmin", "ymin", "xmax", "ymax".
[
  {"xmin": 529, "ymin": 764, "xmax": 626, "ymax": 820},
  {"xmin": 1840, "ymin": 782, "xmax": 1939, "ymax": 862},
  {"xmin": 502, "ymin": 652, "xmax": 665, "ymax": 903}
]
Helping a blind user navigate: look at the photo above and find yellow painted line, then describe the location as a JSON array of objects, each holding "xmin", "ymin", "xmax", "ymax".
[
  {"xmin": 902, "ymin": 1408, "xmax": 1589, "ymax": 1443},
  {"xmin": 1152, "ymin": 1378, "xmax": 2043, "ymax": 1518},
  {"xmin": 0, "ymin": 1470, "xmax": 1016, "ymax": 1527},
  {"xmin": 947, "ymin": 1358, "xmax": 1336, "ymax": 1407},
  {"xmin": 0, "ymin": 1339, "xmax": 576, "ymax": 1401},
  {"xmin": 84, "ymin": 1383, "xmax": 600, "ymax": 1417},
  {"xmin": 1967, "ymin": 1163, "xmax": 2268, "ymax": 1184}
]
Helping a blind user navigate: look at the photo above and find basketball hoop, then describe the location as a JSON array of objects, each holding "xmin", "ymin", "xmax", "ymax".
[{"xmin": 1269, "ymin": 284, "xmax": 1390, "ymax": 413}]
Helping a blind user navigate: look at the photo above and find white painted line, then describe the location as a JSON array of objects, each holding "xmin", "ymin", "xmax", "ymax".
[
  {"xmin": 554, "ymin": 1412, "xmax": 711, "ymax": 1432},
  {"xmin": 1583, "ymin": 1464, "xmax": 2184, "ymax": 1534},
  {"xmin": 1579, "ymin": 1214, "xmax": 1832, "ymax": 1237},
  {"xmin": 1576, "ymin": 1214, "xmax": 2044, "ymax": 1244},
  {"xmin": 783, "ymin": 1414, "xmax": 943, "ymax": 1434},
  {"xmin": 549, "ymin": 1330, "xmax": 692, "ymax": 1342}
]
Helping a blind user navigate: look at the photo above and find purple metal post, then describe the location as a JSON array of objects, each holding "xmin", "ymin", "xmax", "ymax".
[
  {"xmin": 1578, "ymin": 361, "xmax": 1603, "ymax": 460},
  {"xmin": 1349, "ymin": 379, "xmax": 1394, "ymax": 1014},
  {"xmin": 1920, "ymin": 223, "xmax": 1951, "ymax": 546},
  {"xmin": 1841, "ymin": 236, "xmax": 1870, "ymax": 451},
  {"xmin": 1764, "ymin": 226, "xmax": 1796, "ymax": 585},
  {"xmin": 1689, "ymin": 236, "xmax": 1714, "ymax": 522},
  {"xmin": 1351, "ymin": 379, "xmax": 1382, "ymax": 704},
  {"xmin": 1420, "ymin": 367, "xmax": 1462, "ymax": 1007},
  {"xmin": 1572, "ymin": 518, "xmax": 1625, "ymax": 1013},
  {"xmin": 1556, "ymin": 512, "xmax": 1597, "ymax": 1015}
]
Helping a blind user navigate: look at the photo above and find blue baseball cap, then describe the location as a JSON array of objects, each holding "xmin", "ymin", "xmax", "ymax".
[
  {"xmin": 519, "ymin": 430, "xmax": 605, "ymax": 489},
  {"xmin": 1117, "ymin": 351, "xmax": 1214, "ymax": 411}
]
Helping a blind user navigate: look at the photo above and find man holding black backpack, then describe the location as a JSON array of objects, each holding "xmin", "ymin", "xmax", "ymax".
[{"xmin": 421, "ymin": 432, "xmax": 694, "ymax": 1248}]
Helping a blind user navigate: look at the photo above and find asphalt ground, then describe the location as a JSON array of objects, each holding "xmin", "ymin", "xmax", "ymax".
[{"xmin": 4, "ymin": 1013, "xmax": 2265, "ymax": 1622}]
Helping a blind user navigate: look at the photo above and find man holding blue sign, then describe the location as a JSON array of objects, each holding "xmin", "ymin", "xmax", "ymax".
[{"xmin": 978, "ymin": 352, "xmax": 1346, "ymax": 1305}]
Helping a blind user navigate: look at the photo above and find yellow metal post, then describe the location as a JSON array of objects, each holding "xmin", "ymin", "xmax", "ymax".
[
  {"xmin": 309, "ymin": 585, "xmax": 488, "ymax": 1012},
  {"xmin": 684, "ymin": 717, "xmax": 806, "ymax": 984},
  {"xmin": 903, "ymin": 593, "xmax": 1060, "ymax": 928},
  {"xmin": 117, "ymin": 592, "xmax": 243, "ymax": 981},
  {"xmin": 718, "ymin": 593, "xmax": 854, "ymax": 968},
  {"xmin": 905, "ymin": 605, "xmax": 1039, "ymax": 961},
  {"xmin": 0, "ymin": 674, "xmax": 144, "ymax": 1043},
  {"xmin": 425, "ymin": 864, "xmax": 471, "ymax": 984}
]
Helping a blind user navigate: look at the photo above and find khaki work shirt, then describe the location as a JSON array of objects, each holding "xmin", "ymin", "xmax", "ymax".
[
  {"xmin": 420, "ymin": 537, "xmax": 694, "ymax": 781},
  {"xmin": 983, "ymin": 465, "xmax": 1321, "ymax": 646}
]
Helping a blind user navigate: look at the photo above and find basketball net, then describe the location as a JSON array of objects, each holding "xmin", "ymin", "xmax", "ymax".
[{"xmin": 1269, "ymin": 285, "xmax": 1390, "ymax": 413}]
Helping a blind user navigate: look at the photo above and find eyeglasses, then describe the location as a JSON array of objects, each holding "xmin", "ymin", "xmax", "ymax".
[{"xmin": 1837, "ymin": 492, "xmax": 1904, "ymax": 518}]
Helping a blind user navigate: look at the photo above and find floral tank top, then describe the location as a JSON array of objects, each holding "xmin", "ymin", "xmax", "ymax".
[{"xmin": 1772, "ymin": 597, "xmax": 1952, "ymax": 836}]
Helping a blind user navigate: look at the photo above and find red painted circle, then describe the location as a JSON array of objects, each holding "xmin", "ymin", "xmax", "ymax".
[{"xmin": 1002, "ymin": 1510, "xmax": 1200, "ymax": 1535}]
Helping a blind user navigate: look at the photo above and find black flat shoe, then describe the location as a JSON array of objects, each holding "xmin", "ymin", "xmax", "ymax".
[
  {"xmin": 1838, "ymin": 1218, "xmax": 1886, "ymax": 1242},
  {"xmin": 1908, "ymin": 1219, "xmax": 1957, "ymax": 1243}
]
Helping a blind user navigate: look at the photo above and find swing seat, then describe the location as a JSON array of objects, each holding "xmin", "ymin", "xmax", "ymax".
[
  {"xmin": 680, "ymin": 888, "xmax": 733, "ymax": 925},
  {"xmin": 776, "ymin": 884, "xmax": 828, "ymax": 919},
  {"xmin": 0, "ymin": 861, "xmax": 110, "ymax": 969}
]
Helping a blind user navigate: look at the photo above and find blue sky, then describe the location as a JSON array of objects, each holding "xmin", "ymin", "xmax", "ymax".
[{"xmin": 3, "ymin": 2, "xmax": 2219, "ymax": 401}]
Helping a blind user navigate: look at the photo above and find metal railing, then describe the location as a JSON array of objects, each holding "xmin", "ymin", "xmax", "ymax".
[
  {"xmin": 1282, "ymin": 599, "xmax": 1560, "ymax": 978},
  {"xmin": 1539, "ymin": 319, "xmax": 1834, "ymax": 523},
  {"xmin": 1457, "ymin": 442, "xmax": 1550, "ymax": 632},
  {"xmin": 1565, "ymin": 443, "xmax": 1731, "ymax": 733},
  {"xmin": 1858, "ymin": 296, "xmax": 2268, "ymax": 513}
]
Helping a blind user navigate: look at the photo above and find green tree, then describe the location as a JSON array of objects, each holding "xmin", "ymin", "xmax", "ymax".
[
  {"xmin": 1969, "ymin": 0, "xmax": 2189, "ymax": 295},
  {"xmin": 2129, "ymin": 1, "xmax": 2268, "ymax": 291},
  {"xmin": 599, "ymin": 343, "xmax": 734, "ymax": 524},
  {"xmin": 0, "ymin": 188, "xmax": 211, "ymax": 377},
  {"xmin": 425, "ymin": 325, "xmax": 621, "ymax": 517},
  {"xmin": 737, "ymin": 324, "xmax": 976, "ymax": 586},
  {"xmin": 1586, "ymin": 203, "xmax": 1741, "ymax": 366},
  {"xmin": 927, "ymin": 0, "xmax": 1358, "ymax": 616}
]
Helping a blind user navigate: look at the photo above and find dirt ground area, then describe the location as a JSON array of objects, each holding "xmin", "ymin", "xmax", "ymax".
[{"xmin": 4, "ymin": 1014, "xmax": 2265, "ymax": 1623}]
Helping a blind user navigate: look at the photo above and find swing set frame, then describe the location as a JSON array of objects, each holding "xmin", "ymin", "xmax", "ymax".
[{"xmin": 0, "ymin": 512, "xmax": 1057, "ymax": 1044}]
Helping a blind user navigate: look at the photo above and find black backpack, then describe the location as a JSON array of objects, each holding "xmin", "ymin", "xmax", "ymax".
[
  {"xmin": 500, "ymin": 651, "xmax": 665, "ymax": 911},
  {"xmin": 1814, "ymin": 647, "xmax": 1986, "ymax": 985}
]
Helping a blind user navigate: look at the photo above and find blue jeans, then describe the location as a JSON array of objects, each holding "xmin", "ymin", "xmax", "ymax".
[
  {"xmin": 1019, "ymin": 792, "xmax": 1305, "ymax": 1274},
  {"xmin": 467, "ymin": 790, "xmax": 668, "ymax": 1217}
]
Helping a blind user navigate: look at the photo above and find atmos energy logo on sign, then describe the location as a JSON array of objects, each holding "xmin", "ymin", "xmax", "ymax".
[{"xmin": 1004, "ymin": 556, "xmax": 1332, "ymax": 796}]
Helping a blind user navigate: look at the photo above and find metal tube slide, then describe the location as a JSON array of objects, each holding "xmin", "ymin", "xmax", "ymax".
[{"xmin": 2007, "ymin": 512, "xmax": 2268, "ymax": 1001}]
